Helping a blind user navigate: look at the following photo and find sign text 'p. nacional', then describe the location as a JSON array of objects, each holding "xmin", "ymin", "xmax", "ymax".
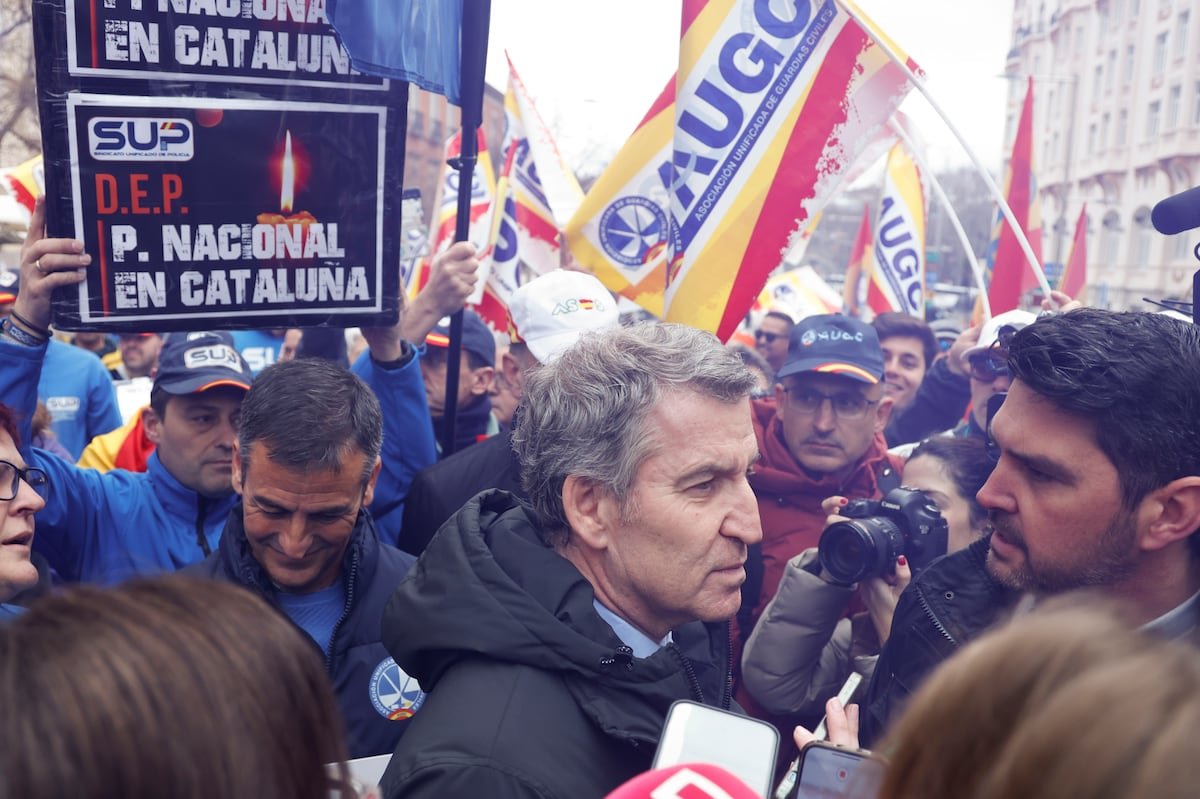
[{"xmin": 33, "ymin": 0, "xmax": 407, "ymax": 332}]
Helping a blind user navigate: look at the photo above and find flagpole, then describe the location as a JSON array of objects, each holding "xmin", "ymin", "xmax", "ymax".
[
  {"xmin": 888, "ymin": 120, "xmax": 992, "ymax": 320},
  {"xmin": 441, "ymin": 0, "xmax": 493, "ymax": 457},
  {"xmin": 835, "ymin": 0, "xmax": 1052, "ymax": 300}
]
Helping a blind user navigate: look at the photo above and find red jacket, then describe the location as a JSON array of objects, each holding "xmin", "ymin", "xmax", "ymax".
[{"xmin": 738, "ymin": 398, "xmax": 903, "ymax": 647}]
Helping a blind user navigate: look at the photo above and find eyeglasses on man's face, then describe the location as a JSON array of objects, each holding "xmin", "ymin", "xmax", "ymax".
[
  {"xmin": 755, "ymin": 330, "xmax": 783, "ymax": 344},
  {"xmin": 0, "ymin": 460, "xmax": 49, "ymax": 502},
  {"xmin": 783, "ymin": 387, "xmax": 878, "ymax": 420}
]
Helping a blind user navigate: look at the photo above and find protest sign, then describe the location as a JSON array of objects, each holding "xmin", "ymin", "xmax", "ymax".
[{"xmin": 32, "ymin": 0, "xmax": 408, "ymax": 331}]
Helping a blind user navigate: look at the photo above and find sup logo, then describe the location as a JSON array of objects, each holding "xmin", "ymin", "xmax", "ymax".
[
  {"xmin": 598, "ymin": 196, "xmax": 668, "ymax": 268},
  {"xmin": 369, "ymin": 657, "xmax": 425, "ymax": 720},
  {"xmin": 88, "ymin": 118, "xmax": 194, "ymax": 161}
]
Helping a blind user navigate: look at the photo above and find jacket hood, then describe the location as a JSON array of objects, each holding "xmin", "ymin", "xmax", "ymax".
[
  {"xmin": 749, "ymin": 397, "xmax": 893, "ymax": 499},
  {"xmin": 383, "ymin": 490, "xmax": 731, "ymax": 743}
]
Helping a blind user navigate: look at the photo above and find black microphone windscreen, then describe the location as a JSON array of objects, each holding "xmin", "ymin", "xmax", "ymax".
[{"xmin": 1151, "ymin": 186, "xmax": 1200, "ymax": 235}]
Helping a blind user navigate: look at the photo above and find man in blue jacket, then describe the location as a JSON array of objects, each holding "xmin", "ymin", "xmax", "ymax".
[
  {"xmin": 188, "ymin": 356, "xmax": 424, "ymax": 758},
  {"xmin": 1, "ymin": 197, "xmax": 437, "ymax": 585}
]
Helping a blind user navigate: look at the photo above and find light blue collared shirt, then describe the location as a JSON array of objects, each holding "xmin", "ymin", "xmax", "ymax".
[
  {"xmin": 1143, "ymin": 588, "xmax": 1200, "ymax": 642},
  {"xmin": 593, "ymin": 599, "xmax": 673, "ymax": 659}
]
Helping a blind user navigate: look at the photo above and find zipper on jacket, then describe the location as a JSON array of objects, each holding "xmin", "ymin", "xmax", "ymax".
[
  {"xmin": 324, "ymin": 550, "xmax": 360, "ymax": 675},
  {"xmin": 195, "ymin": 496, "xmax": 212, "ymax": 557},
  {"xmin": 721, "ymin": 623, "xmax": 734, "ymax": 710},
  {"xmin": 667, "ymin": 643, "xmax": 706, "ymax": 703},
  {"xmin": 916, "ymin": 585, "xmax": 959, "ymax": 647}
]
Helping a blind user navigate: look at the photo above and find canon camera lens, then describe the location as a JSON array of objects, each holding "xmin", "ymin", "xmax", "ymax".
[{"xmin": 818, "ymin": 517, "xmax": 904, "ymax": 584}]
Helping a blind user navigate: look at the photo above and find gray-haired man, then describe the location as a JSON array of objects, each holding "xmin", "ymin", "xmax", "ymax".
[{"xmin": 380, "ymin": 322, "xmax": 764, "ymax": 799}]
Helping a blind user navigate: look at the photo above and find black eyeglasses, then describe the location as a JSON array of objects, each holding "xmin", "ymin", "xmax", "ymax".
[
  {"xmin": 784, "ymin": 387, "xmax": 878, "ymax": 420},
  {"xmin": 755, "ymin": 330, "xmax": 782, "ymax": 344},
  {"xmin": 968, "ymin": 324, "xmax": 1021, "ymax": 382},
  {"xmin": 0, "ymin": 460, "xmax": 49, "ymax": 502},
  {"xmin": 985, "ymin": 392, "xmax": 1007, "ymax": 463},
  {"xmin": 968, "ymin": 351, "xmax": 1010, "ymax": 382}
]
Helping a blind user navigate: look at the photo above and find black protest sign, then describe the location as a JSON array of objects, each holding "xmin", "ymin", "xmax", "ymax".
[{"xmin": 33, "ymin": 0, "xmax": 408, "ymax": 331}]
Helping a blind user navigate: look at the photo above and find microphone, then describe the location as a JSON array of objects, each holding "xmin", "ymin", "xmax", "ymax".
[
  {"xmin": 1150, "ymin": 186, "xmax": 1200, "ymax": 235},
  {"xmin": 604, "ymin": 764, "xmax": 762, "ymax": 799}
]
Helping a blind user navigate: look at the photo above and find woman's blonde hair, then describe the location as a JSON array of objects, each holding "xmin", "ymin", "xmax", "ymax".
[{"xmin": 878, "ymin": 596, "xmax": 1200, "ymax": 799}]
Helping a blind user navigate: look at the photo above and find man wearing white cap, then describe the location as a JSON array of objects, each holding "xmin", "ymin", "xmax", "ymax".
[
  {"xmin": 397, "ymin": 270, "xmax": 620, "ymax": 555},
  {"xmin": 956, "ymin": 309, "xmax": 1036, "ymax": 440}
]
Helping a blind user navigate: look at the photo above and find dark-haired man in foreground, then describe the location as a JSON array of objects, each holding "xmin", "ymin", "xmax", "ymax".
[{"xmin": 859, "ymin": 309, "xmax": 1200, "ymax": 745}]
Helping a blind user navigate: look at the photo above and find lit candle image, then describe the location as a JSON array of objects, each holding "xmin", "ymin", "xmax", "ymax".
[{"xmin": 257, "ymin": 129, "xmax": 317, "ymax": 260}]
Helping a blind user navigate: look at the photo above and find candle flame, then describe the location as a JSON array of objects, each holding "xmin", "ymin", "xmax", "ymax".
[{"xmin": 280, "ymin": 130, "xmax": 294, "ymax": 214}]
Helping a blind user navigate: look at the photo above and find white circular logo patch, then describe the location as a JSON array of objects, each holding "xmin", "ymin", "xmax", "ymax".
[{"xmin": 369, "ymin": 657, "xmax": 425, "ymax": 720}]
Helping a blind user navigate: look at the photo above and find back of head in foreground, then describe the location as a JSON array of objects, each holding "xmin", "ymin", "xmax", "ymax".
[
  {"xmin": 875, "ymin": 597, "xmax": 1200, "ymax": 799},
  {"xmin": 0, "ymin": 575, "xmax": 350, "ymax": 799}
]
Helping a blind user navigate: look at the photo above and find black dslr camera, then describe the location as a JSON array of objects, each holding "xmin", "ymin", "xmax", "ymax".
[{"xmin": 817, "ymin": 487, "xmax": 949, "ymax": 584}]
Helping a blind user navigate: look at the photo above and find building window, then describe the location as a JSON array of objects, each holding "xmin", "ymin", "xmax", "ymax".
[
  {"xmin": 1194, "ymin": 81, "xmax": 1200, "ymax": 125},
  {"xmin": 1048, "ymin": 131, "xmax": 1058, "ymax": 165},
  {"xmin": 1101, "ymin": 211, "xmax": 1121, "ymax": 269},
  {"xmin": 1118, "ymin": 109, "xmax": 1129, "ymax": 144},
  {"xmin": 1124, "ymin": 44, "xmax": 1136, "ymax": 84},
  {"xmin": 1176, "ymin": 11, "xmax": 1190, "ymax": 59},
  {"xmin": 430, "ymin": 119, "xmax": 443, "ymax": 143},
  {"xmin": 411, "ymin": 111, "xmax": 424, "ymax": 137},
  {"xmin": 1093, "ymin": 65, "xmax": 1104, "ymax": 103},
  {"xmin": 1153, "ymin": 32, "xmax": 1168, "ymax": 76},
  {"xmin": 1133, "ymin": 208, "xmax": 1152, "ymax": 268},
  {"xmin": 1107, "ymin": 50, "xmax": 1117, "ymax": 92},
  {"xmin": 1167, "ymin": 84, "xmax": 1181, "ymax": 129},
  {"xmin": 1088, "ymin": 124, "xmax": 1098, "ymax": 156},
  {"xmin": 1101, "ymin": 112, "xmax": 1111, "ymax": 149},
  {"xmin": 1076, "ymin": 25, "xmax": 1086, "ymax": 53},
  {"xmin": 1129, "ymin": 0, "xmax": 1139, "ymax": 19},
  {"xmin": 1173, "ymin": 233, "xmax": 1192, "ymax": 260},
  {"xmin": 1147, "ymin": 100, "xmax": 1161, "ymax": 138}
]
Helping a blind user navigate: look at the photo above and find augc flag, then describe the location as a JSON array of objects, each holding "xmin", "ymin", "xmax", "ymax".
[
  {"xmin": 567, "ymin": 1, "xmax": 919, "ymax": 337},
  {"xmin": 484, "ymin": 59, "xmax": 583, "ymax": 316},
  {"xmin": 564, "ymin": 76, "xmax": 676, "ymax": 317},
  {"xmin": 409, "ymin": 128, "xmax": 497, "ymax": 298},
  {"xmin": 429, "ymin": 128, "xmax": 497, "ymax": 262},
  {"xmin": 868, "ymin": 142, "xmax": 926, "ymax": 318}
]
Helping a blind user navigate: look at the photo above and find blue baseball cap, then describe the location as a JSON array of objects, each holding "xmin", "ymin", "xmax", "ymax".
[
  {"xmin": 424, "ymin": 310, "xmax": 496, "ymax": 368},
  {"xmin": 776, "ymin": 314, "xmax": 884, "ymax": 384},
  {"xmin": 154, "ymin": 331, "xmax": 253, "ymax": 395}
]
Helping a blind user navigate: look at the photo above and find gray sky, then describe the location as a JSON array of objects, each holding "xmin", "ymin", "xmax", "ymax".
[{"xmin": 485, "ymin": 1, "xmax": 1015, "ymax": 176}]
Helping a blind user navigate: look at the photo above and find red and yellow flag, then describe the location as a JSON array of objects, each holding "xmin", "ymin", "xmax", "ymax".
[
  {"xmin": 984, "ymin": 76, "xmax": 1043, "ymax": 313},
  {"xmin": 1059, "ymin": 203, "xmax": 1088, "ymax": 300},
  {"xmin": 0, "ymin": 154, "xmax": 44, "ymax": 218},
  {"xmin": 566, "ymin": 0, "xmax": 919, "ymax": 339}
]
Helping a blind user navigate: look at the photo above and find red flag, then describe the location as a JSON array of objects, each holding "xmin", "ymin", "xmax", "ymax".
[
  {"xmin": 1059, "ymin": 204, "xmax": 1088, "ymax": 299},
  {"xmin": 985, "ymin": 76, "xmax": 1043, "ymax": 312},
  {"xmin": 843, "ymin": 204, "xmax": 871, "ymax": 316}
]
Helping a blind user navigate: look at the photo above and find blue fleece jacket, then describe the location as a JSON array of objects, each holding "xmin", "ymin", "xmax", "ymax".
[{"xmin": 39, "ymin": 340, "xmax": 122, "ymax": 459}]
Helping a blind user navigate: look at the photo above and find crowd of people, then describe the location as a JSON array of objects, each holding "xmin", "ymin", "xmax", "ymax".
[{"xmin": 3, "ymin": 191, "xmax": 1200, "ymax": 799}]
